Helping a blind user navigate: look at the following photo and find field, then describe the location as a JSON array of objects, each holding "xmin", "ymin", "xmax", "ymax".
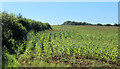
[{"xmin": 3, "ymin": 25, "xmax": 119, "ymax": 67}]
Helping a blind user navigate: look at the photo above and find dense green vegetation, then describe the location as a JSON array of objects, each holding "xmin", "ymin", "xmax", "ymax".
[
  {"xmin": 62, "ymin": 21, "xmax": 92, "ymax": 25},
  {"xmin": 1, "ymin": 12, "xmax": 120, "ymax": 67},
  {"xmin": 2, "ymin": 26, "xmax": 120, "ymax": 67},
  {"xmin": 62, "ymin": 20, "xmax": 120, "ymax": 26},
  {"xmin": 1, "ymin": 11, "xmax": 52, "ymax": 67}
]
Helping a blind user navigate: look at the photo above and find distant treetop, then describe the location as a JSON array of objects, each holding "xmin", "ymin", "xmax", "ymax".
[
  {"xmin": 62, "ymin": 20, "xmax": 92, "ymax": 25},
  {"xmin": 62, "ymin": 20, "xmax": 119, "ymax": 26}
]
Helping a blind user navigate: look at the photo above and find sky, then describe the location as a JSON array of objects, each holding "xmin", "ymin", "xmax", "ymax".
[
  {"xmin": 2, "ymin": 2, "xmax": 118, "ymax": 25},
  {"xmin": 1, "ymin": 0, "xmax": 119, "ymax": 2}
]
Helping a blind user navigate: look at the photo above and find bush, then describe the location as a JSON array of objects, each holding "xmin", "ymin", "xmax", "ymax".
[
  {"xmin": 104, "ymin": 24, "xmax": 112, "ymax": 26},
  {"xmin": 114, "ymin": 23, "xmax": 118, "ymax": 26},
  {"xmin": 1, "ymin": 11, "xmax": 52, "ymax": 54},
  {"xmin": 97, "ymin": 23, "xmax": 103, "ymax": 26},
  {"xmin": 1, "ymin": 11, "xmax": 53, "ymax": 67}
]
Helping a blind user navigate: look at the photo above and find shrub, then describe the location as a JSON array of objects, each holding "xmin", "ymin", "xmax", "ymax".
[{"xmin": 1, "ymin": 11, "xmax": 52, "ymax": 54}]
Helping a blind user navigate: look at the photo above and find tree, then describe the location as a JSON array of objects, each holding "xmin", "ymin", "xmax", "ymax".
[
  {"xmin": 114, "ymin": 23, "xmax": 118, "ymax": 26},
  {"xmin": 104, "ymin": 24, "xmax": 112, "ymax": 26},
  {"xmin": 97, "ymin": 23, "xmax": 103, "ymax": 26},
  {"xmin": 1, "ymin": 11, "xmax": 52, "ymax": 54},
  {"xmin": 62, "ymin": 21, "xmax": 92, "ymax": 25}
]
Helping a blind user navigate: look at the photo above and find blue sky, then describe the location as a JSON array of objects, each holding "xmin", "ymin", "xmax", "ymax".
[{"xmin": 2, "ymin": 2, "xmax": 118, "ymax": 25}]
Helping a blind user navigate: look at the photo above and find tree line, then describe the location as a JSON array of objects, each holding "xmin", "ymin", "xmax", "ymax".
[
  {"xmin": 62, "ymin": 20, "xmax": 119, "ymax": 26},
  {"xmin": 1, "ymin": 11, "xmax": 52, "ymax": 54}
]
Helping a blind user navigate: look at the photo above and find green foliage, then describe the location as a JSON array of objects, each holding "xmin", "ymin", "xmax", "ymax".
[
  {"xmin": 2, "ymin": 11, "xmax": 119, "ymax": 67},
  {"xmin": 62, "ymin": 20, "xmax": 92, "ymax": 25},
  {"xmin": 2, "ymin": 11, "xmax": 52, "ymax": 54},
  {"xmin": 104, "ymin": 24, "xmax": 112, "ymax": 26},
  {"xmin": 2, "ymin": 53, "xmax": 21, "ymax": 67},
  {"xmin": 114, "ymin": 23, "xmax": 118, "ymax": 26},
  {"xmin": 62, "ymin": 20, "xmax": 118, "ymax": 26},
  {"xmin": 1, "ymin": 11, "xmax": 52, "ymax": 67},
  {"xmin": 97, "ymin": 23, "xmax": 103, "ymax": 26},
  {"xmin": 2, "ymin": 25, "xmax": 119, "ymax": 67}
]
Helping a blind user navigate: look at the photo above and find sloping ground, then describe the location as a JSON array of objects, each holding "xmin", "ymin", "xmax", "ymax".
[
  {"xmin": 2, "ymin": 24, "xmax": 120, "ymax": 67},
  {"xmin": 14, "ymin": 25, "xmax": 119, "ymax": 67}
]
